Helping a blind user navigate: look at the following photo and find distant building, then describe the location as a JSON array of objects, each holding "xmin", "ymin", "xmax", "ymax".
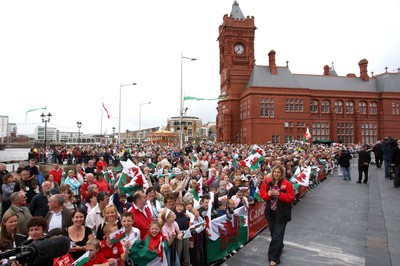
[
  {"xmin": 216, "ymin": 1, "xmax": 400, "ymax": 145},
  {"xmin": 167, "ymin": 116, "xmax": 215, "ymax": 144},
  {"xmin": 0, "ymin": 116, "xmax": 8, "ymax": 142}
]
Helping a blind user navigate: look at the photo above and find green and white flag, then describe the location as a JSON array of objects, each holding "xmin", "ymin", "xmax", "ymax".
[
  {"xmin": 72, "ymin": 251, "xmax": 89, "ymax": 266},
  {"xmin": 183, "ymin": 96, "xmax": 221, "ymax": 101}
]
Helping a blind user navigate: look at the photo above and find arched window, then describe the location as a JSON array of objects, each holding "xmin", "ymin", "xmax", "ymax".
[
  {"xmin": 359, "ymin": 101, "xmax": 367, "ymax": 115},
  {"xmin": 369, "ymin": 102, "xmax": 377, "ymax": 115},
  {"xmin": 335, "ymin": 100, "xmax": 343, "ymax": 114},
  {"xmin": 321, "ymin": 100, "xmax": 330, "ymax": 113},
  {"xmin": 310, "ymin": 99, "xmax": 318, "ymax": 113},
  {"xmin": 345, "ymin": 101, "xmax": 354, "ymax": 114}
]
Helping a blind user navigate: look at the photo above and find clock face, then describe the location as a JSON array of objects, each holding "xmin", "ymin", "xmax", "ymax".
[{"xmin": 234, "ymin": 44, "xmax": 244, "ymax": 55}]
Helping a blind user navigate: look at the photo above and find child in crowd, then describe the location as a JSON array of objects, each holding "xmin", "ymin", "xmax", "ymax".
[
  {"xmin": 130, "ymin": 221, "xmax": 168, "ymax": 266},
  {"xmin": 84, "ymin": 238, "xmax": 109, "ymax": 266},
  {"xmin": 216, "ymin": 199, "xmax": 228, "ymax": 218},
  {"xmin": 97, "ymin": 204, "xmax": 122, "ymax": 240},
  {"xmin": 99, "ymin": 224, "xmax": 129, "ymax": 266},
  {"xmin": 174, "ymin": 200, "xmax": 191, "ymax": 266},
  {"xmin": 161, "ymin": 208, "xmax": 183, "ymax": 266},
  {"xmin": 120, "ymin": 211, "xmax": 140, "ymax": 251},
  {"xmin": 226, "ymin": 199, "xmax": 236, "ymax": 220}
]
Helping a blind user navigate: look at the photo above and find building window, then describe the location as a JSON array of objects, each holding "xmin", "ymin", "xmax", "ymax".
[
  {"xmin": 310, "ymin": 100, "xmax": 318, "ymax": 113},
  {"xmin": 284, "ymin": 135, "xmax": 294, "ymax": 143},
  {"xmin": 345, "ymin": 101, "xmax": 354, "ymax": 114},
  {"xmin": 321, "ymin": 100, "xmax": 330, "ymax": 113},
  {"xmin": 392, "ymin": 102, "xmax": 400, "ymax": 115},
  {"xmin": 359, "ymin": 101, "xmax": 367, "ymax": 115},
  {"xmin": 286, "ymin": 98, "xmax": 304, "ymax": 113},
  {"xmin": 337, "ymin": 123, "xmax": 354, "ymax": 144},
  {"xmin": 240, "ymin": 100, "xmax": 249, "ymax": 120},
  {"xmin": 335, "ymin": 100, "xmax": 343, "ymax": 114},
  {"xmin": 260, "ymin": 97, "xmax": 274, "ymax": 117},
  {"xmin": 361, "ymin": 123, "xmax": 377, "ymax": 144},
  {"xmin": 369, "ymin": 102, "xmax": 378, "ymax": 115},
  {"xmin": 272, "ymin": 135, "xmax": 280, "ymax": 144},
  {"xmin": 312, "ymin": 122, "xmax": 330, "ymax": 141},
  {"xmin": 240, "ymin": 127, "xmax": 247, "ymax": 144}
]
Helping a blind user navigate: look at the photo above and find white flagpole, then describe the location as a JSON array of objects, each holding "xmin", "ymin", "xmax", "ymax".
[{"xmin": 100, "ymin": 104, "xmax": 103, "ymax": 135}]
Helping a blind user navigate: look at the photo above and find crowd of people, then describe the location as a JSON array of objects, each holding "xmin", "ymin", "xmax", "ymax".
[{"xmin": 0, "ymin": 139, "xmax": 389, "ymax": 266}]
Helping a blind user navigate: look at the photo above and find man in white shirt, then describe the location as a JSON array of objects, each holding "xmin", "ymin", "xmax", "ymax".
[
  {"xmin": 85, "ymin": 191, "xmax": 109, "ymax": 234},
  {"xmin": 45, "ymin": 194, "xmax": 73, "ymax": 231}
]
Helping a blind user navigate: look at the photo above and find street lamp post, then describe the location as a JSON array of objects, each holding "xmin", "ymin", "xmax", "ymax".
[
  {"xmin": 119, "ymin": 82, "xmax": 137, "ymax": 145},
  {"xmin": 179, "ymin": 53, "xmax": 197, "ymax": 149},
  {"xmin": 76, "ymin": 121, "xmax": 82, "ymax": 144},
  {"xmin": 112, "ymin": 127, "xmax": 115, "ymax": 144},
  {"xmin": 139, "ymin": 102, "xmax": 151, "ymax": 143},
  {"xmin": 40, "ymin": 113, "xmax": 52, "ymax": 148}
]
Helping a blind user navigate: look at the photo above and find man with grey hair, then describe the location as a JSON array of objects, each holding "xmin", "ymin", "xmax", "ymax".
[
  {"xmin": 45, "ymin": 193, "xmax": 73, "ymax": 231},
  {"xmin": 29, "ymin": 181, "xmax": 53, "ymax": 217},
  {"xmin": 4, "ymin": 191, "xmax": 32, "ymax": 235}
]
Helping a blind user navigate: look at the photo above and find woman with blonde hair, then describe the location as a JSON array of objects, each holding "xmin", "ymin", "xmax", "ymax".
[
  {"xmin": 0, "ymin": 213, "xmax": 18, "ymax": 251},
  {"xmin": 96, "ymin": 204, "xmax": 122, "ymax": 240},
  {"xmin": 260, "ymin": 164, "xmax": 295, "ymax": 266}
]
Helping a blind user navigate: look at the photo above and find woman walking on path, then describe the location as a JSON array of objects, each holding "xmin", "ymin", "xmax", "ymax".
[{"xmin": 260, "ymin": 165, "xmax": 295, "ymax": 266}]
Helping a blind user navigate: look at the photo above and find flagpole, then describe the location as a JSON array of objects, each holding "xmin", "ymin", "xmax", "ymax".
[{"xmin": 100, "ymin": 105, "xmax": 103, "ymax": 135}]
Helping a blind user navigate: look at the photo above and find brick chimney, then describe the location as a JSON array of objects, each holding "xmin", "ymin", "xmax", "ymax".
[
  {"xmin": 323, "ymin": 65, "xmax": 330, "ymax": 76},
  {"xmin": 358, "ymin": 59, "xmax": 369, "ymax": 82},
  {"xmin": 268, "ymin": 50, "xmax": 277, "ymax": 75}
]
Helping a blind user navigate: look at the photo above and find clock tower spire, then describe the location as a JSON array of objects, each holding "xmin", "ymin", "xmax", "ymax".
[{"xmin": 216, "ymin": 1, "xmax": 255, "ymax": 143}]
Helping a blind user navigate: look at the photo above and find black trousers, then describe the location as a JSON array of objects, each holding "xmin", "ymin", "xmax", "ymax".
[
  {"xmin": 394, "ymin": 166, "xmax": 400, "ymax": 187},
  {"xmin": 267, "ymin": 211, "xmax": 288, "ymax": 262},
  {"xmin": 375, "ymin": 155, "xmax": 383, "ymax": 168},
  {"xmin": 358, "ymin": 165, "xmax": 369, "ymax": 183}
]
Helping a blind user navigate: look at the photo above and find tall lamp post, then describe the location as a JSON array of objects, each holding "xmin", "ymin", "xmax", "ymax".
[
  {"xmin": 139, "ymin": 102, "xmax": 151, "ymax": 143},
  {"xmin": 112, "ymin": 127, "xmax": 115, "ymax": 144},
  {"xmin": 179, "ymin": 53, "xmax": 197, "ymax": 149},
  {"xmin": 40, "ymin": 113, "xmax": 52, "ymax": 148},
  {"xmin": 119, "ymin": 82, "xmax": 137, "ymax": 145},
  {"xmin": 76, "ymin": 121, "xmax": 82, "ymax": 144}
]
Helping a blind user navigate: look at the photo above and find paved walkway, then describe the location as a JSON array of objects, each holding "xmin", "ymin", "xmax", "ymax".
[{"xmin": 222, "ymin": 163, "xmax": 400, "ymax": 266}]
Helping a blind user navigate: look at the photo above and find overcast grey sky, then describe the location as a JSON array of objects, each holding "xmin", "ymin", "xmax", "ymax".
[{"xmin": 1, "ymin": 0, "xmax": 399, "ymax": 135}]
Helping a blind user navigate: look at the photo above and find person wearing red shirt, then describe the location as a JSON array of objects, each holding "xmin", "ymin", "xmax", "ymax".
[
  {"xmin": 99, "ymin": 224, "xmax": 129, "ymax": 266},
  {"xmin": 96, "ymin": 157, "xmax": 108, "ymax": 173},
  {"xmin": 260, "ymin": 165, "xmax": 295, "ymax": 266},
  {"xmin": 94, "ymin": 172, "xmax": 111, "ymax": 193},
  {"xmin": 84, "ymin": 238, "xmax": 109, "ymax": 266},
  {"xmin": 130, "ymin": 191, "xmax": 152, "ymax": 240},
  {"xmin": 81, "ymin": 173, "xmax": 96, "ymax": 201},
  {"xmin": 48, "ymin": 163, "xmax": 63, "ymax": 185}
]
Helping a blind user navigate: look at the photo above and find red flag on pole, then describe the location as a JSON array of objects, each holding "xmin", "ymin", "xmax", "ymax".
[{"xmin": 102, "ymin": 102, "xmax": 111, "ymax": 119}]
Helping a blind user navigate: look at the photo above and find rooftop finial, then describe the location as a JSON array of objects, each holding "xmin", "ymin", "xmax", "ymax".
[
  {"xmin": 371, "ymin": 71, "xmax": 374, "ymax": 77},
  {"xmin": 385, "ymin": 66, "xmax": 388, "ymax": 73},
  {"xmin": 331, "ymin": 62, "xmax": 335, "ymax": 70},
  {"xmin": 286, "ymin": 60, "xmax": 289, "ymax": 67}
]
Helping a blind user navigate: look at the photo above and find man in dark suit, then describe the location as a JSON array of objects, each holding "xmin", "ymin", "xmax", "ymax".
[
  {"xmin": 373, "ymin": 141, "xmax": 384, "ymax": 168},
  {"xmin": 357, "ymin": 145, "xmax": 371, "ymax": 184},
  {"xmin": 45, "ymin": 194, "xmax": 73, "ymax": 231},
  {"xmin": 390, "ymin": 139, "xmax": 400, "ymax": 188}
]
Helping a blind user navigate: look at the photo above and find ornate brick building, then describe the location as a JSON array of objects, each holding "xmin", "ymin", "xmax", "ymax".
[{"xmin": 216, "ymin": 1, "xmax": 400, "ymax": 145}]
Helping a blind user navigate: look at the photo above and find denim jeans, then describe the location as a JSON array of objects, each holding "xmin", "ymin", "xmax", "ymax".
[{"xmin": 342, "ymin": 167, "xmax": 351, "ymax": 180}]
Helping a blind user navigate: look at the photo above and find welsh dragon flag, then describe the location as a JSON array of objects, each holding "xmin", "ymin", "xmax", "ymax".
[
  {"xmin": 183, "ymin": 221, "xmax": 206, "ymax": 239},
  {"xmin": 239, "ymin": 152, "xmax": 264, "ymax": 170},
  {"xmin": 290, "ymin": 166, "xmax": 311, "ymax": 187},
  {"xmin": 72, "ymin": 251, "xmax": 89, "ymax": 266},
  {"xmin": 303, "ymin": 127, "xmax": 312, "ymax": 141},
  {"xmin": 191, "ymin": 179, "xmax": 203, "ymax": 202},
  {"xmin": 103, "ymin": 170, "xmax": 114, "ymax": 185},
  {"xmin": 129, "ymin": 233, "xmax": 168, "ymax": 266},
  {"xmin": 117, "ymin": 159, "xmax": 149, "ymax": 196},
  {"xmin": 206, "ymin": 206, "xmax": 248, "ymax": 263},
  {"xmin": 110, "ymin": 227, "xmax": 126, "ymax": 245}
]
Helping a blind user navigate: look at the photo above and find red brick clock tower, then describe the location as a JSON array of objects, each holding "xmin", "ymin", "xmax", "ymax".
[{"xmin": 216, "ymin": 1, "xmax": 255, "ymax": 143}]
